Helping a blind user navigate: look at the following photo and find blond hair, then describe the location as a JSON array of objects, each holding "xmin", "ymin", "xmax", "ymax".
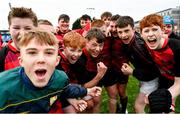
[{"xmin": 18, "ymin": 29, "xmax": 59, "ymax": 48}]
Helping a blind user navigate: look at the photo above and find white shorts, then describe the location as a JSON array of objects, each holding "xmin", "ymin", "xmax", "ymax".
[{"xmin": 140, "ymin": 77, "xmax": 159, "ymax": 94}]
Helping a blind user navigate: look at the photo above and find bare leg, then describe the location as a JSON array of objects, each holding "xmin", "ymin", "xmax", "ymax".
[
  {"xmin": 134, "ymin": 93, "xmax": 146, "ymax": 113},
  {"xmin": 92, "ymin": 95, "xmax": 102, "ymax": 113},
  {"xmin": 105, "ymin": 84, "xmax": 118, "ymax": 113},
  {"xmin": 63, "ymin": 105, "xmax": 76, "ymax": 113}
]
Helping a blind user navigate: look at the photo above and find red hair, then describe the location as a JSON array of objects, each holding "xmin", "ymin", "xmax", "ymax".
[{"xmin": 140, "ymin": 14, "xmax": 164, "ymax": 32}]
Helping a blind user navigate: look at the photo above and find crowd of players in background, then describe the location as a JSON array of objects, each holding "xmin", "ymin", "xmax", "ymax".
[{"xmin": 0, "ymin": 7, "xmax": 180, "ymax": 113}]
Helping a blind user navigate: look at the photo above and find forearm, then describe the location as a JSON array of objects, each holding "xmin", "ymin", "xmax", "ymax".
[
  {"xmin": 62, "ymin": 84, "xmax": 87, "ymax": 98},
  {"xmin": 83, "ymin": 73, "xmax": 102, "ymax": 88},
  {"xmin": 168, "ymin": 77, "xmax": 180, "ymax": 99}
]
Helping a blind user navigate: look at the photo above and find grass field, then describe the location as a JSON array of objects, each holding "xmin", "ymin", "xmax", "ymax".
[{"xmin": 100, "ymin": 76, "xmax": 180, "ymax": 113}]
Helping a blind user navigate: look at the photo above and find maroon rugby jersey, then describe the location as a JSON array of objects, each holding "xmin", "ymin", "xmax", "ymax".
[
  {"xmin": 148, "ymin": 38, "xmax": 175, "ymax": 80},
  {"xmin": 111, "ymin": 37, "xmax": 128, "ymax": 72},
  {"xmin": 4, "ymin": 41, "xmax": 20, "ymax": 70},
  {"xmin": 57, "ymin": 50, "xmax": 78, "ymax": 83},
  {"xmin": 98, "ymin": 36, "xmax": 111, "ymax": 67}
]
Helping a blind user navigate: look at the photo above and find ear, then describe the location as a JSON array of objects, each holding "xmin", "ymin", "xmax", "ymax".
[
  {"xmin": 55, "ymin": 55, "xmax": 61, "ymax": 67},
  {"xmin": 18, "ymin": 56, "xmax": 23, "ymax": 67}
]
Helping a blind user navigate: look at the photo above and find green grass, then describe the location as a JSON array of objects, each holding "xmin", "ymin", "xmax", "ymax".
[{"xmin": 100, "ymin": 76, "xmax": 180, "ymax": 113}]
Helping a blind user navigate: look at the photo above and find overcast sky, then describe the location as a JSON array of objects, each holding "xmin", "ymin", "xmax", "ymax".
[{"xmin": 0, "ymin": 0, "xmax": 179, "ymax": 29}]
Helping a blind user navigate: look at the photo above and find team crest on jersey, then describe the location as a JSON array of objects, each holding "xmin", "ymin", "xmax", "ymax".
[
  {"xmin": 50, "ymin": 95, "xmax": 58, "ymax": 106},
  {"xmin": 19, "ymin": 111, "xmax": 30, "ymax": 114}
]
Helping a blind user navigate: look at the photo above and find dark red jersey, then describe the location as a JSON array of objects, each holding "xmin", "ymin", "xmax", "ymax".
[
  {"xmin": 72, "ymin": 48, "xmax": 101, "ymax": 85},
  {"xmin": 73, "ymin": 29, "xmax": 84, "ymax": 36},
  {"xmin": 56, "ymin": 50, "xmax": 78, "ymax": 84},
  {"xmin": 148, "ymin": 38, "xmax": 180, "ymax": 80},
  {"xmin": 56, "ymin": 30, "xmax": 71, "ymax": 50},
  {"xmin": 4, "ymin": 41, "xmax": 20, "ymax": 71},
  {"xmin": 111, "ymin": 36, "xmax": 128, "ymax": 72},
  {"xmin": 98, "ymin": 36, "xmax": 111, "ymax": 67}
]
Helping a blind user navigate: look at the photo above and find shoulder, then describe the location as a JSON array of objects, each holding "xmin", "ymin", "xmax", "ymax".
[
  {"xmin": 54, "ymin": 69, "xmax": 68, "ymax": 79},
  {"xmin": 0, "ymin": 67, "xmax": 22, "ymax": 93},
  {"xmin": 53, "ymin": 69, "xmax": 69, "ymax": 85},
  {"xmin": 168, "ymin": 38, "xmax": 180, "ymax": 51},
  {"xmin": 134, "ymin": 33, "xmax": 145, "ymax": 45},
  {"xmin": 0, "ymin": 67, "xmax": 20, "ymax": 79}
]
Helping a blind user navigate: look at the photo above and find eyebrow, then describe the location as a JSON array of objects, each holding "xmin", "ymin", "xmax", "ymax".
[
  {"xmin": 25, "ymin": 48, "xmax": 56, "ymax": 51},
  {"xmin": 26, "ymin": 48, "xmax": 37, "ymax": 51}
]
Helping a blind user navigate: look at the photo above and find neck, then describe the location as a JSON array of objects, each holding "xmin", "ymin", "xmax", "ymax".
[
  {"xmin": 11, "ymin": 42, "xmax": 19, "ymax": 51},
  {"xmin": 157, "ymin": 38, "xmax": 166, "ymax": 49}
]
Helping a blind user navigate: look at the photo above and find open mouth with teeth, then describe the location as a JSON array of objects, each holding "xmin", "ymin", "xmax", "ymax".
[
  {"xmin": 92, "ymin": 51, "xmax": 100, "ymax": 57},
  {"xmin": 121, "ymin": 37, "xmax": 130, "ymax": 44},
  {"xmin": 35, "ymin": 69, "xmax": 47, "ymax": 80},
  {"xmin": 147, "ymin": 38, "xmax": 157, "ymax": 44},
  {"xmin": 122, "ymin": 37, "xmax": 129, "ymax": 41}
]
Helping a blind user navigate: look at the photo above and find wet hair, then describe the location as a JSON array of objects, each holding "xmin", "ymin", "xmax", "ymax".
[
  {"xmin": 116, "ymin": 16, "xmax": 134, "ymax": 28},
  {"xmin": 91, "ymin": 19, "xmax": 105, "ymax": 28},
  {"xmin": 18, "ymin": 29, "xmax": 59, "ymax": 48},
  {"xmin": 38, "ymin": 19, "xmax": 53, "ymax": 26},
  {"xmin": 8, "ymin": 7, "xmax": 38, "ymax": 27},
  {"xmin": 85, "ymin": 28, "xmax": 105, "ymax": 43},
  {"xmin": 80, "ymin": 14, "xmax": 91, "ymax": 21},
  {"xmin": 63, "ymin": 31, "xmax": 86, "ymax": 49},
  {"xmin": 58, "ymin": 14, "xmax": 70, "ymax": 22},
  {"xmin": 140, "ymin": 14, "xmax": 163, "ymax": 32},
  {"xmin": 100, "ymin": 11, "xmax": 112, "ymax": 19}
]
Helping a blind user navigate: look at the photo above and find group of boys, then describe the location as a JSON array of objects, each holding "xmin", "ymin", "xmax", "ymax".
[{"xmin": 0, "ymin": 6, "xmax": 180, "ymax": 114}]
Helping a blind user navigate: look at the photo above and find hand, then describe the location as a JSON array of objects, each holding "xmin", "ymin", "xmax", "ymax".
[
  {"xmin": 97, "ymin": 62, "xmax": 107, "ymax": 78},
  {"xmin": 87, "ymin": 86, "xmax": 102, "ymax": 97},
  {"xmin": 121, "ymin": 63, "xmax": 133, "ymax": 75},
  {"xmin": 67, "ymin": 98, "xmax": 87, "ymax": 112}
]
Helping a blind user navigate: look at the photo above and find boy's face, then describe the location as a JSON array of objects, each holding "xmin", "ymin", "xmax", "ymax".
[
  {"xmin": 163, "ymin": 24, "xmax": 173, "ymax": 35},
  {"xmin": 117, "ymin": 25, "xmax": 135, "ymax": 44},
  {"xmin": 102, "ymin": 17, "xmax": 111, "ymax": 27},
  {"xmin": 80, "ymin": 19, "xmax": 91, "ymax": 28},
  {"xmin": 99, "ymin": 25, "xmax": 108, "ymax": 35},
  {"xmin": 86, "ymin": 38, "xmax": 104, "ymax": 57},
  {"xmin": 108, "ymin": 21, "xmax": 117, "ymax": 36},
  {"xmin": 141, "ymin": 25, "xmax": 163, "ymax": 50},
  {"xmin": 19, "ymin": 38, "xmax": 60, "ymax": 88},
  {"xmin": 58, "ymin": 19, "xmax": 70, "ymax": 33},
  {"xmin": 9, "ymin": 17, "xmax": 35, "ymax": 49},
  {"xmin": 64, "ymin": 47, "xmax": 83, "ymax": 64}
]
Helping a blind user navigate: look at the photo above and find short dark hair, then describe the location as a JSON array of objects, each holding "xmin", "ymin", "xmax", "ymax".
[
  {"xmin": 80, "ymin": 14, "xmax": 91, "ymax": 21},
  {"xmin": 58, "ymin": 14, "xmax": 70, "ymax": 22},
  {"xmin": 8, "ymin": 7, "xmax": 38, "ymax": 27},
  {"xmin": 100, "ymin": 11, "xmax": 112, "ymax": 19},
  {"xmin": 116, "ymin": 16, "xmax": 134, "ymax": 28},
  {"xmin": 85, "ymin": 28, "xmax": 105, "ymax": 43},
  {"xmin": 110, "ymin": 14, "xmax": 121, "ymax": 21}
]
